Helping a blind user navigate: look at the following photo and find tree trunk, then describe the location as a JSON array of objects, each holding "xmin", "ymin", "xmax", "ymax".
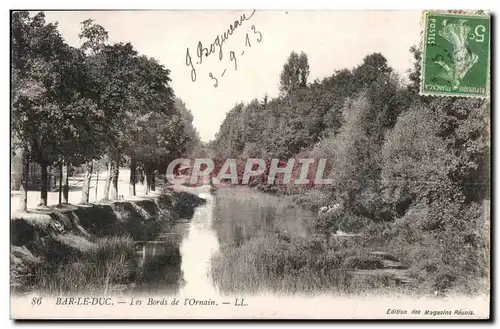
[
  {"xmin": 145, "ymin": 167, "xmax": 151, "ymax": 195},
  {"xmin": 63, "ymin": 165, "xmax": 69, "ymax": 204},
  {"xmin": 140, "ymin": 167, "xmax": 145, "ymax": 185},
  {"xmin": 58, "ymin": 162, "xmax": 63, "ymax": 205},
  {"xmin": 52, "ymin": 166, "xmax": 57, "ymax": 191},
  {"xmin": 151, "ymin": 169, "xmax": 156, "ymax": 192},
  {"xmin": 110, "ymin": 156, "xmax": 119, "ymax": 200},
  {"xmin": 40, "ymin": 163, "xmax": 48, "ymax": 207},
  {"xmin": 18, "ymin": 148, "xmax": 28, "ymax": 212},
  {"xmin": 103, "ymin": 162, "xmax": 113, "ymax": 201},
  {"xmin": 80, "ymin": 161, "xmax": 93, "ymax": 204},
  {"xmin": 130, "ymin": 158, "xmax": 136, "ymax": 196},
  {"xmin": 95, "ymin": 169, "xmax": 100, "ymax": 201},
  {"xmin": 88, "ymin": 161, "xmax": 94, "ymax": 198}
]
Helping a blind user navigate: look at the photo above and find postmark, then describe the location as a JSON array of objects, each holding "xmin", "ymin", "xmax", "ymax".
[{"xmin": 420, "ymin": 11, "xmax": 490, "ymax": 98}]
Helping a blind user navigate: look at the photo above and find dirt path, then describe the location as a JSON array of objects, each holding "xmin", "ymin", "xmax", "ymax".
[{"xmin": 11, "ymin": 168, "xmax": 159, "ymax": 216}]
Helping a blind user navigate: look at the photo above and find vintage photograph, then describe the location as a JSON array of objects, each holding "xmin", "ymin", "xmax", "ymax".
[{"xmin": 10, "ymin": 9, "xmax": 491, "ymax": 319}]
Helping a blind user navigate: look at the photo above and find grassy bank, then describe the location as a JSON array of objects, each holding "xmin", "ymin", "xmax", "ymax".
[
  {"xmin": 11, "ymin": 191, "xmax": 206, "ymax": 295},
  {"xmin": 13, "ymin": 235, "xmax": 136, "ymax": 294},
  {"xmin": 211, "ymin": 187, "xmax": 489, "ymax": 297},
  {"xmin": 211, "ymin": 232, "xmax": 409, "ymax": 295}
]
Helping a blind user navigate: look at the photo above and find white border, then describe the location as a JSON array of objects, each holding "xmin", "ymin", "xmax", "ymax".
[{"xmin": 2, "ymin": 0, "xmax": 498, "ymax": 328}]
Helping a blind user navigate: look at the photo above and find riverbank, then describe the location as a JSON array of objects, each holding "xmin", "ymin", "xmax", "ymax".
[
  {"xmin": 210, "ymin": 186, "xmax": 490, "ymax": 297},
  {"xmin": 10, "ymin": 190, "xmax": 206, "ymax": 295},
  {"xmin": 10, "ymin": 168, "xmax": 152, "ymax": 214},
  {"xmin": 208, "ymin": 188, "xmax": 412, "ymax": 296}
]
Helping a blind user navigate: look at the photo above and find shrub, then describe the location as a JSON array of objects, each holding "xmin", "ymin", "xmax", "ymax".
[
  {"xmin": 316, "ymin": 211, "xmax": 370, "ymax": 235},
  {"xmin": 292, "ymin": 189, "xmax": 332, "ymax": 212},
  {"xmin": 211, "ymin": 229, "xmax": 402, "ymax": 295},
  {"xmin": 25, "ymin": 234, "xmax": 137, "ymax": 294},
  {"xmin": 342, "ymin": 255, "xmax": 384, "ymax": 270}
]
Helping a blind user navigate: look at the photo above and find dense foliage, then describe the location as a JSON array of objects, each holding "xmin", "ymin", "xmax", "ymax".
[
  {"xmin": 211, "ymin": 50, "xmax": 490, "ymax": 294},
  {"xmin": 11, "ymin": 11, "xmax": 200, "ymax": 209}
]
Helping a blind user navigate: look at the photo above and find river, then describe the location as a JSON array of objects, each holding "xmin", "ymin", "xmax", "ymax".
[{"xmin": 131, "ymin": 186, "xmax": 318, "ymax": 296}]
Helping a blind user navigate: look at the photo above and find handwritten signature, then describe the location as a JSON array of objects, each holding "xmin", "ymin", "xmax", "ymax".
[{"xmin": 186, "ymin": 10, "xmax": 262, "ymax": 86}]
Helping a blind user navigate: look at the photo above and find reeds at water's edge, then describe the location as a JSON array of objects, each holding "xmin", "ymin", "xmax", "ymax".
[{"xmin": 12, "ymin": 235, "xmax": 137, "ymax": 295}]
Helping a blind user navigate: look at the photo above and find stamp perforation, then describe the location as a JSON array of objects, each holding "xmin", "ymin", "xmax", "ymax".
[{"xmin": 418, "ymin": 10, "xmax": 491, "ymax": 99}]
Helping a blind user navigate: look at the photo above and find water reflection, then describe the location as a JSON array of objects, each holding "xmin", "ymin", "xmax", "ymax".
[
  {"xmin": 178, "ymin": 191, "xmax": 220, "ymax": 296},
  {"xmin": 132, "ymin": 187, "xmax": 221, "ymax": 295},
  {"xmin": 133, "ymin": 223, "xmax": 189, "ymax": 294},
  {"xmin": 211, "ymin": 188, "xmax": 314, "ymax": 246},
  {"xmin": 132, "ymin": 187, "xmax": 316, "ymax": 295},
  {"xmin": 209, "ymin": 188, "xmax": 321, "ymax": 294}
]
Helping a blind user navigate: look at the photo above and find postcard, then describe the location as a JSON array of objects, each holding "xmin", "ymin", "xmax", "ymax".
[{"xmin": 10, "ymin": 9, "xmax": 491, "ymax": 320}]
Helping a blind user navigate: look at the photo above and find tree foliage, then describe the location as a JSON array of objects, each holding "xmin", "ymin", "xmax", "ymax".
[
  {"xmin": 11, "ymin": 11, "xmax": 196, "ymax": 204},
  {"xmin": 212, "ymin": 47, "xmax": 490, "ymax": 293}
]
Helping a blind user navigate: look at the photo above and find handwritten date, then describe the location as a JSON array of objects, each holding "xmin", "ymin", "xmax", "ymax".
[
  {"xmin": 186, "ymin": 10, "xmax": 263, "ymax": 88},
  {"xmin": 208, "ymin": 28, "xmax": 262, "ymax": 88}
]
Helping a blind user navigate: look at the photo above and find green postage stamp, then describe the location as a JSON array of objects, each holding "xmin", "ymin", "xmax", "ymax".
[{"xmin": 420, "ymin": 11, "xmax": 490, "ymax": 98}]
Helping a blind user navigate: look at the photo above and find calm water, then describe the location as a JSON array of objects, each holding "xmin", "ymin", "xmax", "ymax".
[{"xmin": 132, "ymin": 186, "xmax": 317, "ymax": 296}]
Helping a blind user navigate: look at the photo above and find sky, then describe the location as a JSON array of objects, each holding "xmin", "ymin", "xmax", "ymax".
[{"xmin": 42, "ymin": 10, "xmax": 423, "ymax": 142}]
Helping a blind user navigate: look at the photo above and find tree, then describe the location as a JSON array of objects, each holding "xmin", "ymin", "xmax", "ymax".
[
  {"xmin": 87, "ymin": 42, "xmax": 140, "ymax": 201},
  {"xmin": 78, "ymin": 20, "xmax": 179, "ymax": 201},
  {"xmin": 78, "ymin": 19, "xmax": 108, "ymax": 55},
  {"xmin": 353, "ymin": 52, "xmax": 392, "ymax": 89},
  {"xmin": 381, "ymin": 105, "xmax": 450, "ymax": 214},
  {"xmin": 208, "ymin": 43, "xmax": 490, "ymax": 293},
  {"xmin": 407, "ymin": 45, "xmax": 422, "ymax": 95},
  {"xmin": 380, "ymin": 97, "xmax": 490, "ymax": 290},
  {"xmin": 212, "ymin": 103, "xmax": 246, "ymax": 158},
  {"xmin": 12, "ymin": 11, "xmax": 100, "ymax": 207},
  {"xmin": 122, "ymin": 55, "xmax": 178, "ymax": 195},
  {"xmin": 12, "ymin": 11, "xmax": 58, "ymax": 208},
  {"xmin": 175, "ymin": 98, "xmax": 201, "ymax": 156},
  {"xmin": 131, "ymin": 110, "xmax": 187, "ymax": 194},
  {"xmin": 320, "ymin": 69, "xmax": 357, "ymax": 136},
  {"xmin": 279, "ymin": 51, "xmax": 310, "ymax": 96},
  {"xmin": 11, "ymin": 11, "xmax": 35, "ymax": 211},
  {"xmin": 75, "ymin": 19, "xmax": 110, "ymax": 203}
]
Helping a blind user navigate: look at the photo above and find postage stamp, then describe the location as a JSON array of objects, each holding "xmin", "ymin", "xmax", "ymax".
[{"xmin": 420, "ymin": 11, "xmax": 491, "ymax": 98}]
